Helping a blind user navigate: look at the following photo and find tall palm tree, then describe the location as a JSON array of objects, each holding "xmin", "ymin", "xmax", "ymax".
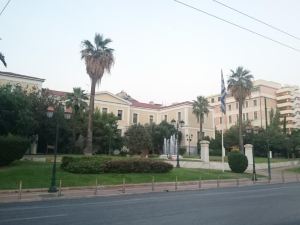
[
  {"xmin": 227, "ymin": 66, "xmax": 253, "ymax": 153},
  {"xmin": 0, "ymin": 52, "xmax": 7, "ymax": 67},
  {"xmin": 81, "ymin": 34, "xmax": 114, "ymax": 155},
  {"xmin": 192, "ymin": 96, "xmax": 209, "ymax": 142},
  {"xmin": 66, "ymin": 87, "xmax": 88, "ymax": 115}
]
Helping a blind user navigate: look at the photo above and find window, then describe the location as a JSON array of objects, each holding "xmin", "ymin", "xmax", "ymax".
[
  {"xmin": 229, "ymin": 115, "xmax": 232, "ymax": 123},
  {"xmin": 178, "ymin": 112, "xmax": 181, "ymax": 121},
  {"xmin": 253, "ymin": 99, "xmax": 257, "ymax": 107},
  {"xmin": 117, "ymin": 110, "xmax": 122, "ymax": 120},
  {"xmin": 219, "ymin": 117, "xmax": 222, "ymax": 124},
  {"xmin": 246, "ymin": 101, "xmax": 248, "ymax": 108},
  {"xmin": 133, "ymin": 113, "xmax": 138, "ymax": 124},
  {"xmin": 228, "ymin": 104, "xmax": 231, "ymax": 111},
  {"xmin": 164, "ymin": 115, "xmax": 167, "ymax": 121},
  {"xmin": 254, "ymin": 111, "xmax": 258, "ymax": 120},
  {"xmin": 211, "ymin": 98, "xmax": 215, "ymax": 103},
  {"xmin": 218, "ymin": 97, "xmax": 221, "ymax": 102},
  {"xmin": 246, "ymin": 113, "xmax": 249, "ymax": 120},
  {"xmin": 236, "ymin": 102, "xmax": 238, "ymax": 109},
  {"xmin": 102, "ymin": 108, "xmax": 108, "ymax": 113},
  {"xmin": 149, "ymin": 115, "xmax": 154, "ymax": 123}
]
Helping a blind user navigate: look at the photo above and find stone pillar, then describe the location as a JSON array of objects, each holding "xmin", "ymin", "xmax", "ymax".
[
  {"xmin": 200, "ymin": 140, "xmax": 210, "ymax": 163},
  {"xmin": 244, "ymin": 144, "xmax": 253, "ymax": 165}
]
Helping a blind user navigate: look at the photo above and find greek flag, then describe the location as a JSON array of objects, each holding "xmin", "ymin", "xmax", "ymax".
[{"xmin": 221, "ymin": 70, "xmax": 226, "ymax": 114}]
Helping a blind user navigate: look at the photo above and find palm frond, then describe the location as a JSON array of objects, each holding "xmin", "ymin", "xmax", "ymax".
[{"xmin": 0, "ymin": 52, "xmax": 7, "ymax": 67}]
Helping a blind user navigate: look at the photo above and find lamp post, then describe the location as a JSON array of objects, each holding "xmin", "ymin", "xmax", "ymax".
[
  {"xmin": 186, "ymin": 134, "xmax": 193, "ymax": 156},
  {"xmin": 171, "ymin": 119, "xmax": 185, "ymax": 168},
  {"xmin": 245, "ymin": 125, "xmax": 258, "ymax": 181},
  {"xmin": 46, "ymin": 106, "xmax": 72, "ymax": 193}
]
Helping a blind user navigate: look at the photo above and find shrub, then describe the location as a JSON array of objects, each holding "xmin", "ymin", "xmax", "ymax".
[
  {"xmin": 228, "ymin": 152, "xmax": 248, "ymax": 173},
  {"xmin": 0, "ymin": 134, "xmax": 30, "ymax": 166},
  {"xmin": 179, "ymin": 147, "xmax": 186, "ymax": 156},
  {"xmin": 103, "ymin": 159, "xmax": 173, "ymax": 173}
]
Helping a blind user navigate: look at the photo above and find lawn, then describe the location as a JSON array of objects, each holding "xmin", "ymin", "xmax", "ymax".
[
  {"xmin": 286, "ymin": 167, "xmax": 300, "ymax": 173},
  {"xmin": 0, "ymin": 160, "xmax": 253, "ymax": 190}
]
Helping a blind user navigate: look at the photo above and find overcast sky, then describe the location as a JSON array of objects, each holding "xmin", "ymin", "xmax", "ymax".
[{"xmin": 1, "ymin": 0, "xmax": 299, "ymax": 105}]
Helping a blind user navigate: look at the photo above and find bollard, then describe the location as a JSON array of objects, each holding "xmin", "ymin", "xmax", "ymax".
[
  {"xmin": 198, "ymin": 177, "xmax": 202, "ymax": 190},
  {"xmin": 152, "ymin": 176, "xmax": 155, "ymax": 191},
  {"xmin": 281, "ymin": 171, "xmax": 285, "ymax": 183},
  {"xmin": 18, "ymin": 180, "xmax": 22, "ymax": 200},
  {"xmin": 175, "ymin": 176, "xmax": 178, "ymax": 191},
  {"xmin": 122, "ymin": 178, "xmax": 125, "ymax": 193},
  {"xmin": 58, "ymin": 179, "xmax": 62, "ymax": 197},
  {"xmin": 217, "ymin": 176, "xmax": 220, "ymax": 188},
  {"xmin": 95, "ymin": 178, "xmax": 98, "ymax": 195},
  {"xmin": 236, "ymin": 178, "xmax": 239, "ymax": 187}
]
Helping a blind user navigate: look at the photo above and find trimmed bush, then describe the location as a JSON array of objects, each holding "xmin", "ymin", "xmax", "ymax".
[
  {"xmin": 61, "ymin": 156, "xmax": 173, "ymax": 174},
  {"xmin": 0, "ymin": 134, "xmax": 30, "ymax": 166},
  {"xmin": 228, "ymin": 152, "xmax": 248, "ymax": 173}
]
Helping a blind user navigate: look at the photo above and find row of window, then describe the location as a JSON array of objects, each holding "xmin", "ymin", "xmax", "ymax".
[
  {"xmin": 226, "ymin": 99, "xmax": 258, "ymax": 111},
  {"xmin": 101, "ymin": 108, "xmax": 123, "ymax": 120},
  {"xmin": 219, "ymin": 111, "xmax": 259, "ymax": 124}
]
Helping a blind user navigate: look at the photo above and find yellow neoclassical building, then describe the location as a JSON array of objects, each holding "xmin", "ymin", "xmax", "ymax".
[{"xmin": 94, "ymin": 91, "xmax": 215, "ymax": 154}]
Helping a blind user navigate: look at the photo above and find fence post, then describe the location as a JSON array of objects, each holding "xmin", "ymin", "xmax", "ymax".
[
  {"xmin": 122, "ymin": 178, "xmax": 125, "ymax": 193},
  {"xmin": 236, "ymin": 178, "xmax": 239, "ymax": 187},
  {"xmin": 175, "ymin": 176, "xmax": 178, "ymax": 191},
  {"xmin": 95, "ymin": 178, "xmax": 98, "ymax": 195},
  {"xmin": 217, "ymin": 176, "xmax": 220, "ymax": 188},
  {"xmin": 152, "ymin": 176, "xmax": 155, "ymax": 191},
  {"xmin": 18, "ymin": 180, "xmax": 22, "ymax": 200},
  {"xmin": 58, "ymin": 179, "xmax": 62, "ymax": 197},
  {"xmin": 281, "ymin": 171, "xmax": 285, "ymax": 183},
  {"xmin": 198, "ymin": 176, "xmax": 202, "ymax": 190}
]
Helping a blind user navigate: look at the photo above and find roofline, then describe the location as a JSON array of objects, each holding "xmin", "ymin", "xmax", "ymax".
[
  {"xmin": 94, "ymin": 91, "xmax": 132, "ymax": 105},
  {"xmin": 0, "ymin": 71, "xmax": 45, "ymax": 82}
]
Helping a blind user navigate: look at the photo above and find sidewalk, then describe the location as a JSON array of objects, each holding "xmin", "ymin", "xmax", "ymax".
[{"xmin": 1, "ymin": 173, "xmax": 299, "ymax": 203}]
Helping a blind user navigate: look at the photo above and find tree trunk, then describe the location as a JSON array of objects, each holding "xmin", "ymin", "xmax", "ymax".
[
  {"xmin": 84, "ymin": 79, "xmax": 96, "ymax": 155},
  {"xmin": 200, "ymin": 116, "xmax": 203, "ymax": 141},
  {"xmin": 239, "ymin": 98, "xmax": 244, "ymax": 154}
]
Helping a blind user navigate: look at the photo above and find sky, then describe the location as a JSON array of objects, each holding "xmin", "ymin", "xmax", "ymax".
[{"xmin": 0, "ymin": 0, "xmax": 300, "ymax": 105}]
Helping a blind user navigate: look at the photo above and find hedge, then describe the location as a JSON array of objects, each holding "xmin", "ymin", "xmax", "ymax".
[
  {"xmin": 61, "ymin": 156, "xmax": 173, "ymax": 174},
  {"xmin": 0, "ymin": 134, "xmax": 30, "ymax": 166},
  {"xmin": 228, "ymin": 152, "xmax": 248, "ymax": 173}
]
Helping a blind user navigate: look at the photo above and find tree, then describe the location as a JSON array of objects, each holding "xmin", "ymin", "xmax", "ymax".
[
  {"xmin": 81, "ymin": 33, "xmax": 115, "ymax": 155},
  {"xmin": 0, "ymin": 52, "xmax": 7, "ymax": 67},
  {"xmin": 66, "ymin": 87, "xmax": 88, "ymax": 115},
  {"xmin": 192, "ymin": 96, "xmax": 209, "ymax": 141},
  {"xmin": 227, "ymin": 66, "xmax": 254, "ymax": 153},
  {"xmin": 124, "ymin": 124, "xmax": 152, "ymax": 156}
]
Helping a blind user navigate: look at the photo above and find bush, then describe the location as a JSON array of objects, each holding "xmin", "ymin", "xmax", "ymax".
[
  {"xmin": 61, "ymin": 156, "xmax": 111, "ymax": 174},
  {"xmin": 228, "ymin": 152, "xmax": 248, "ymax": 173},
  {"xmin": 0, "ymin": 134, "xmax": 30, "ymax": 166},
  {"xmin": 179, "ymin": 147, "xmax": 186, "ymax": 156},
  {"xmin": 209, "ymin": 148, "xmax": 222, "ymax": 156},
  {"xmin": 103, "ymin": 159, "xmax": 173, "ymax": 173}
]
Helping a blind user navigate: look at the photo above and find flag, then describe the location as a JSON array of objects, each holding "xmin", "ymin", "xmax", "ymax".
[{"xmin": 221, "ymin": 70, "xmax": 226, "ymax": 114}]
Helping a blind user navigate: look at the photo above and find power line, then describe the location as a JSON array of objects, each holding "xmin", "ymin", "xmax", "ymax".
[
  {"xmin": 0, "ymin": 0, "xmax": 11, "ymax": 17},
  {"xmin": 173, "ymin": 0, "xmax": 300, "ymax": 53},
  {"xmin": 212, "ymin": 0, "xmax": 300, "ymax": 41}
]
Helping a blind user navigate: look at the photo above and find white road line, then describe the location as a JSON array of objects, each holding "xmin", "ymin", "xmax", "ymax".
[{"xmin": 0, "ymin": 214, "xmax": 67, "ymax": 223}]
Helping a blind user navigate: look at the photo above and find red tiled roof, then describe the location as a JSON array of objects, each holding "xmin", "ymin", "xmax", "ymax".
[
  {"xmin": 160, "ymin": 101, "xmax": 193, "ymax": 109},
  {"xmin": 130, "ymin": 100, "xmax": 162, "ymax": 109},
  {"xmin": 44, "ymin": 89, "xmax": 69, "ymax": 97}
]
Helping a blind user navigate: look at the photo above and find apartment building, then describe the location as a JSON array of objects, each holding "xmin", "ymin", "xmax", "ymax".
[
  {"xmin": 207, "ymin": 80, "xmax": 281, "ymax": 131},
  {"xmin": 93, "ymin": 91, "xmax": 215, "ymax": 154},
  {"xmin": 276, "ymin": 86, "xmax": 300, "ymax": 132}
]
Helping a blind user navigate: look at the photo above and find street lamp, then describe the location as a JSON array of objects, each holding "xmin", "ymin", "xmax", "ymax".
[
  {"xmin": 245, "ymin": 125, "xmax": 259, "ymax": 181},
  {"xmin": 186, "ymin": 134, "xmax": 193, "ymax": 156},
  {"xmin": 46, "ymin": 105, "xmax": 72, "ymax": 193},
  {"xmin": 171, "ymin": 119, "xmax": 185, "ymax": 168}
]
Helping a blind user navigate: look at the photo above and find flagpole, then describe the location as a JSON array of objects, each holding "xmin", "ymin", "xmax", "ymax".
[{"xmin": 221, "ymin": 112, "xmax": 225, "ymax": 172}]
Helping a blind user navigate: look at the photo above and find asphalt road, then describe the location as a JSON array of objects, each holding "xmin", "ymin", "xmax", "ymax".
[{"xmin": 0, "ymin": 183, "xmax": 300, "ymax": 225}]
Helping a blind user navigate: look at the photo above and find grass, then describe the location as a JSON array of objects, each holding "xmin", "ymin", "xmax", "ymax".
[
  {"xmin": 0, "ymin": 161, "xmax": 253, "ymax": 190},
  {"xmin": 286, "ymin": 167, "xmax": 300, "ymax": 173}
]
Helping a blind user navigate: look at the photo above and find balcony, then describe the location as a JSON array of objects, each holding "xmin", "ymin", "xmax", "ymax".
[
  {"xmin": 277, "ymin": 102, "xmax": 293, "ymax": 108},
  {"xmin": 277, "ymin": 95, "xmax": 292, "ymax": 101}
]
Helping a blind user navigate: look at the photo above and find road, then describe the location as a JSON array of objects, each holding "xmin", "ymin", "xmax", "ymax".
[{"xmin": 0, "ymin": 183, "xmax": 300, "ymax": 225}]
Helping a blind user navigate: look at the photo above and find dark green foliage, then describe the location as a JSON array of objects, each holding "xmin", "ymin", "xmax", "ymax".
[
  {"xmin": 228, "ymin": 152, "xmax": 248, "ymax": 173},
  {"xmin": 0, "ymin": 134, "xmax": 30, "ymax": 166},
  {"xmin": 179, "ymin": 147, "xmax": 186, "ymax": 156},
  {"xmin": 103, "ymin": 159, "xmax": 173, "ymax": 173}
]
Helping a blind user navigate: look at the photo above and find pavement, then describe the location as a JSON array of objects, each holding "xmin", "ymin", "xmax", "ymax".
[{"xmin": 1, "ymin": 182, "xmax": 300, "ymax": 225}]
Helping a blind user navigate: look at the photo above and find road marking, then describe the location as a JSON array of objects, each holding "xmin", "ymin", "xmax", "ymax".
[
  {"xmin": 0, "ymin": 183, "xmax": 299, "ymax": 212},
  {"xmin": 0, "ymin": 214, "xmax": 67, "ymax": 223}
]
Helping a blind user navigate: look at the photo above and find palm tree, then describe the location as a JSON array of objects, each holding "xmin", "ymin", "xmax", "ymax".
[
  {"xmin": 192, "ymin": 96, "xmax": 209, "ymax": 142},
  {"xmin": 227, "ymin": 66, "xmax": 253, "ymax": 153},
  {"xmin": 81, "ymin": 34, "xmax": 115, "ymax": 155},
  {"xmin": 0, "ymin": 52, "xmax": 7, "ymax": 67},
  {"xmin": 66, "ymin": 87, "xmax": 88, "ymax": 115}
]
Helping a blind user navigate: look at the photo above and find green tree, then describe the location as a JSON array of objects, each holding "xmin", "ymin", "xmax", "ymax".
[
  {"xmin": 192, "ymin": 96, "xmax": 209, "ymax": 141},
  {"xmin": 227, "ymin": 66, "xmax": 254, "ymax": 153},
  {"xmin": 0, "ymin": 52, "xmax": 7, "ymax": 67},
  {"xmin": 81, "ymin": 33, "xmax": 115, "ymax": 155},
  {"xmin": 124, "ymin": 124, "xmax": 152, "ymax": 156},
  {"xmin": 66, "ymin": 87, "xmax": 88, "ymax": 115}
]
